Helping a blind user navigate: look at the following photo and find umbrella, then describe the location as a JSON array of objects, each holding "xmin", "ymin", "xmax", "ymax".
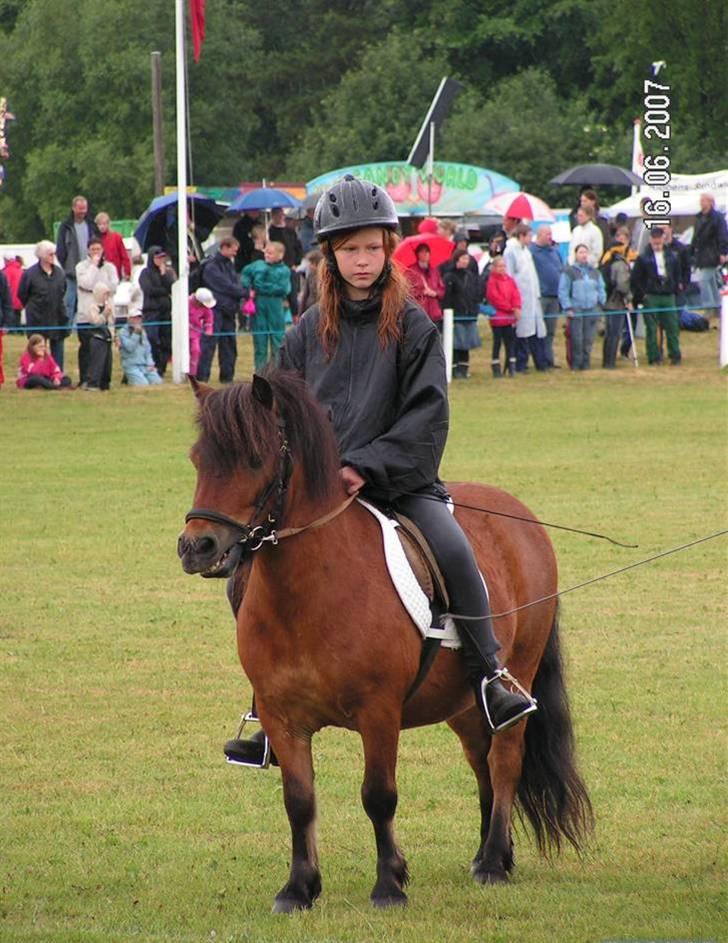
[
  {"xmin": 228, "ymin": 187, "xmax": 302, "ymax": 213},
  {"xmin": 550, "ymin": 163, "xmax": 643, "ymax": 187},
  {"xmin": 134, "ymin": 192, "xmax": 225, "ymax": 252},
  {"xmin": 483, "ymin": 191, "xmax": 555, "ymax": 221},
  {"xmin": 392, "ymin": 232, "xmax": 454, "ymax": 269}
]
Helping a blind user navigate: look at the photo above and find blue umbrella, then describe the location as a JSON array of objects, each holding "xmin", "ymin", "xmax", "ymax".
[
  {"xmin": 228, "ymin": 187, "xmax": 302, "ymax": 213},
  {"xmin": 134, "ymin": 192, "xmax": 226, "ymax": 251}
]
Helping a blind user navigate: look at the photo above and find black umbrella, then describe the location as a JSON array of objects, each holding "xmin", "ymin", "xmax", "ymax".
[
  {"xmin": 134, "ymin": 192, "xmax": 226, "ymax": 252},
  {"xmin": 550, "ymin": 163, "xmax": 643, "ymax": 187}
]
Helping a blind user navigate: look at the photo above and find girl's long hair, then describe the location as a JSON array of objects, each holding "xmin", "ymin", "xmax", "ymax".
[{"xmin": 317, "ymin": 229, "xmax": 408, "ymax": 358}]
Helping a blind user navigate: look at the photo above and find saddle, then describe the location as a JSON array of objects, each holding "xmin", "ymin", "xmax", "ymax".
[{"xmin": 390, "ymin": 512, "xmax": 449, "ymax": 610}]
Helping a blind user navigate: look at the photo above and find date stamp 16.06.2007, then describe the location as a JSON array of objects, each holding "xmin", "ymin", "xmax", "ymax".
[{"xmin": 640, "ymin": 73, "xmax": 673, "ymax": 230}]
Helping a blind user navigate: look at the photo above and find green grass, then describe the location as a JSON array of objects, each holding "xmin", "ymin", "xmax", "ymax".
[{"xmin": 1, "ymin": 327, "xmax": 726, "ymax": 943}]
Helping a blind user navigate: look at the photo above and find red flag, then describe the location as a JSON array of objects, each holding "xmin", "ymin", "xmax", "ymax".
[{"xmin": 189, "ymin": 0, "xmax": 206, "ymax": 63}]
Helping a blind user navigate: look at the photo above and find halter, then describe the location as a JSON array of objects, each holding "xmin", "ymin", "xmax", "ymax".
[{"xmin": 185, "ymin": 418, "xmax": 294, "ymax": 555}]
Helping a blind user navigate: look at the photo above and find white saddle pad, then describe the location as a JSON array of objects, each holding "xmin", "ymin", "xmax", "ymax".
[{"xmin": 357, "ymin": 499, "xmax": 461, "ymax": 649}]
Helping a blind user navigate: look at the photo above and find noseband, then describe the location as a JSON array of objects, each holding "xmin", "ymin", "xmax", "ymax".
[{"xmin": 185, "ymin": 418, "xmax": 294, "ymax": 555}]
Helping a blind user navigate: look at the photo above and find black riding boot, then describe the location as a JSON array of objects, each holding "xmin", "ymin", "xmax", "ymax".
[
  {"xmin": 456, "ymin": 617, "xmax": 538, "ymax": 734},
  {"xmin": 224, "ymin": 702, "xmax": 279, "ymax": 768}
]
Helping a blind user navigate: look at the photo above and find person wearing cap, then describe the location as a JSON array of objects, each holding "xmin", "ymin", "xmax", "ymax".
[
  {"xmin": 224, "ymin": 174, "xmax": 537, "ymax": 769},
  {"xmin": 117, "ymin": 300, "xmax": 163, "ymax": 386},
  {"xmin": 630, "ymin": 226, "xmax": 681, "ymax": 365},
  {"xmin": 139, "ymin": 246, "xmax": 176, "ymax": 377},
  {"xmin": 188, "ymin": 286, "xmax": 216, "ymax": 379}
]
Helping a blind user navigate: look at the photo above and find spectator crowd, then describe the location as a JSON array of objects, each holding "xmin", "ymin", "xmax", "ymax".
[{"xmin": 0, "ymin": 188, "xmax": 725, "ymax": 390}]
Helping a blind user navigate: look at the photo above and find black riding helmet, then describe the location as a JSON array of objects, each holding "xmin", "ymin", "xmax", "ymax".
[{"xmin": 313, "ymin": 174, "xmax": 399, "ymax": 240}]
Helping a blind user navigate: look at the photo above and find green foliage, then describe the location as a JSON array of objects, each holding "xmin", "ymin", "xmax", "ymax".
[
  {"xmin": 441, "ymin": 70, "xmax": 622, "ymax": 204},
  {"xmin": 589, "ymin": 0, "xmax": 728, "ymax": 168},
  {"xmin": 0, "ymin": 0, "xmax": 724, "ymax": 241},
  {"xmin": 289, "ymin": 30, "xmax": 447, "ymax": 178}
]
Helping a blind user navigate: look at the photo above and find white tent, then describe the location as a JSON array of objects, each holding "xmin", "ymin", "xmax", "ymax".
[{"xmin": 604, "ymin": 169, "xmax": 728, "ymax": 218}]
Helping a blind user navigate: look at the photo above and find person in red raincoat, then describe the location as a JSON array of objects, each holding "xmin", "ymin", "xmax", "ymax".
[
  {"xmin": 405, "ymin": 243, "xmax": 445, "ymax": 328},
  {"xmin": 486, "ymin": 255, "xmax": 521, "ymax": 377}
]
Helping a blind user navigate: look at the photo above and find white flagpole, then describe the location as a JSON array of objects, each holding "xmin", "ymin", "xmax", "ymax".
[
  {"xmin": 172, "ymin": 0, "xmax": 190, "ymax": 383},
  {"xmin": 631, "ymin": 118, "xmax": 643, "ymax": 197}
]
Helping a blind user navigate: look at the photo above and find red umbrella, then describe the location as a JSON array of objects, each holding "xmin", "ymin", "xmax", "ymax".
[
  {"xmin": 483, "ymin": 191, "xmax": 555, "ymax": 221},
  {"xmin": 393, "ymin": 232, "xmax": 454, "ymax": 269}
]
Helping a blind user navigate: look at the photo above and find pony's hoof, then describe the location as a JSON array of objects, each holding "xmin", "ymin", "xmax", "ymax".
[
  {"xmin": 471, "ymin": 863, "xmax": 509, "ymax": 886},
  {"xmin": 272, "ymin": 895, "xmax": 313, "ymax": 915},
  {"xmin": 371, "ymin": 890, "xmax": 408, "ymax": 909}
]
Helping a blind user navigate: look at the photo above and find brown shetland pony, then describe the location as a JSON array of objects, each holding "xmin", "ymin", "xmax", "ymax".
[{"xmin": 178, "ymin": 369, "xmax": 592, "ymax": 913}]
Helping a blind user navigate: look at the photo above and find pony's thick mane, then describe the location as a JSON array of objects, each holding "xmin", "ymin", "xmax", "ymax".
[{"xmin": 194, "ymin": 368, "xmax": 341, "ymax": 502}]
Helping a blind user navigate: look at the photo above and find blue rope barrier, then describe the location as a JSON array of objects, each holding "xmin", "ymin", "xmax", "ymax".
[{"xmin": 1, "ymin": 303, "xmax": 713, "ymax": 336}]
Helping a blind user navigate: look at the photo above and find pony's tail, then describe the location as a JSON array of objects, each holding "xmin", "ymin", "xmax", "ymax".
[{"xmin": 517, "ymin": 604, "xmax": 594, "ymax": 855}]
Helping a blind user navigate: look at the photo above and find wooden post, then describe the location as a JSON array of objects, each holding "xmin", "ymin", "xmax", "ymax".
[{"xmin": 151, "ymin": 51, "xmax": 165, "ymax": 196}]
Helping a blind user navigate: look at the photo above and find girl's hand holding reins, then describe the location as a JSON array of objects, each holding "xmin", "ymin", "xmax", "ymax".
[{"xmin": 340, "ymin": 465, "xmax": 365, "ymax": 495}]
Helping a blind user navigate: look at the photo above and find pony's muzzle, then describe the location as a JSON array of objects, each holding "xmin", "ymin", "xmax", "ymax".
[
  {"xmin": 177, "ymin": 529, "xmax": 220, "ymax": 574},
  {"xmin": 178, "ymin": 526, "xmax": 244, "ymax": 578}
]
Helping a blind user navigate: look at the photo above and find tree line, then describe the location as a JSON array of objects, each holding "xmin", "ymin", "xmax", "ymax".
[{"xmin": 0, "ymin": 0, "xmax": 725, "ymax": 241}]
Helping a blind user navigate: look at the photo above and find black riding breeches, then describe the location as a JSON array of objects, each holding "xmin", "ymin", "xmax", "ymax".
[{"xmin": 391, "ymin": 490, "xmax": 501, "ymax": 678}]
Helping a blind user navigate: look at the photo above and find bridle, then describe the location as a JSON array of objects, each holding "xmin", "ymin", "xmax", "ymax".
[
  {"xmin": 184, "ymin": 416, "xmax": 356, "ymax": 559},
  {"xmin": 185, "ymin": 417, "xmax": 294, "ymax": 556}
]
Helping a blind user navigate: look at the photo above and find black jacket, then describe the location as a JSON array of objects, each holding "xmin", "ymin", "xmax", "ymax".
[
  {"xmin": 279, "ymin": 297, "xmax": 448, "ymax": 502},
  {"xmin": 55, "ymin": 213, "xmax": 100, "ymax": 277},
  {"xmin": 630, "ymin": 246, "xmax": 680, "ymax": 305},
  {"xmin": 139, "ymin": 261, "xmax": 176, "ymax": 321},
  {"xmin": 442, "ymin": 266, "xmax": 482, "ymax": 319},
  {"xmin": 202, "ymin": 252, "xmax": 244, "ymax": 314},
  {"xmin": 0, "ymin": 271, "xmax": 12, "ymax": 326},
  {"xmin": 232, "ymin": 215, "xmax": 260, "ymax": 272},
  {"xmin": 690, "ymin": 208, "xmax": 728, "ymax": 269},
  {"xmin": 18, "ymin": 262, "xmax": 67, "ymax": 331},
  {"xmin": 665, "ymin": 237, "xmax": 691, "ymax": 289}
]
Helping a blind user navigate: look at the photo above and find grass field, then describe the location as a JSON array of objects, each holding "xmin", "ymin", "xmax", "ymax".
[{"xmin": 1, "ymin": 326, "xmax": 726, "ymax": 943}]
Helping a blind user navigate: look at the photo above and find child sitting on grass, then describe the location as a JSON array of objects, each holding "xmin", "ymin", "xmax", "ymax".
[
  {"xmin": 117, "ymin": 307, "xmax": 163, "ymax": 386},
  {"xmin": 17, "ymin": 334, "xmax": 72, "ymax": 389}
]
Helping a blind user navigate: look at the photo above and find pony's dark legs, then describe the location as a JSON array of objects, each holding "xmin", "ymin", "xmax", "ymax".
[
  {"xmin": 447, "ymin": 708, "xmax": 521, "ymax": 884},
  {"xmin": 261, "ymin": 722, "xmax": 321, "ymax": 913},
  {"xmin": 358, "ymin": 714, "xmax": 409, "ymax": 907}
]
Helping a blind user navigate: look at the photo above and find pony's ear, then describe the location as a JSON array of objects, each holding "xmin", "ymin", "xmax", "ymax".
[
  {"xmin": 251, "ymin": 374, "xmax": 274, "ymax": 410},
  {"xmin": 188, "ymin": 374, "xmax": 213, "ymax": 402}
]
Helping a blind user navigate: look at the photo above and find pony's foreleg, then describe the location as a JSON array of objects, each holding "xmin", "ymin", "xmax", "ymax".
[
  {"xmin": 266, "ymin": 729, "xmax": 321, "ymax": 914},
  {"xmin": 359, "ymin": 716, "xmax": 409, "ymax": 908}
]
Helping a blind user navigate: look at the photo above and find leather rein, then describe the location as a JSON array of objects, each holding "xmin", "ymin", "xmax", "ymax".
[{"xmin": 184, "ymin": 417, "xmax": 356, "ymax": 557}]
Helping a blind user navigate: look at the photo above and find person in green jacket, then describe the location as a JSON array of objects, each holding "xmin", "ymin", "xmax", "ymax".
[{"xmin": 241, "ymin": 241, "xmax": 292, "ymax": 370}]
